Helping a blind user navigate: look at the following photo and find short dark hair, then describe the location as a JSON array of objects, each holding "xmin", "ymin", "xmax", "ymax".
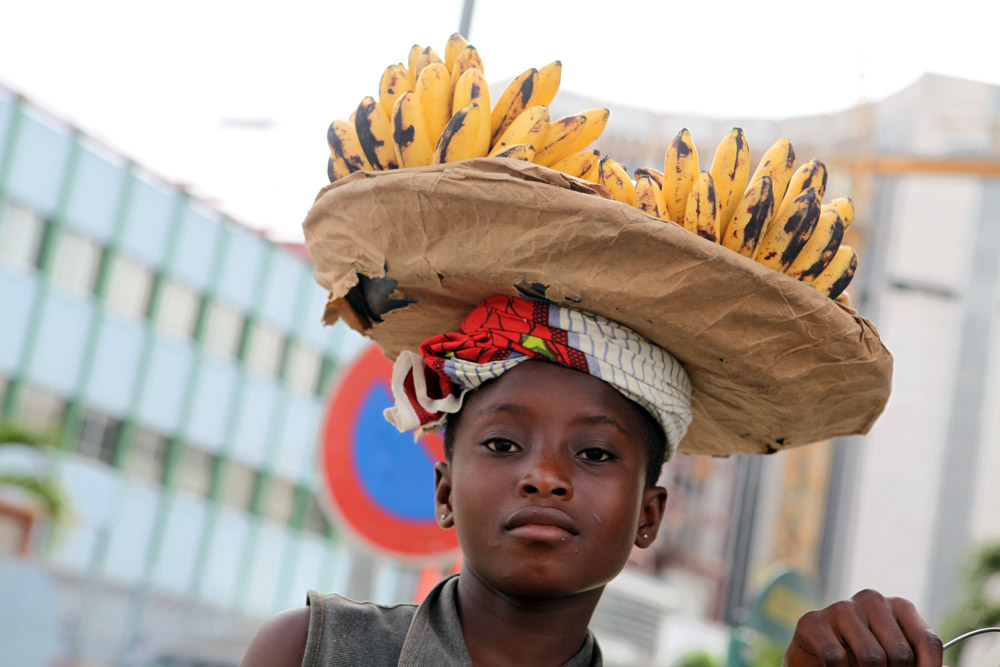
[{"xmin": 443, "ymin": 402, "xmax": 666, "ymax": 488}]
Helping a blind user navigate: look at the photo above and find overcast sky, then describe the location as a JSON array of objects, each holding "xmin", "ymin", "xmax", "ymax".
[{"xmin": 2, "ymin": 0, "xmax": 996, "ymax": 240}]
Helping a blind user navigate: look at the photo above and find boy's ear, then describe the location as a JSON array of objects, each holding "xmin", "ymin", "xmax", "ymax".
[
  {"xmin": 434, "ymin": 461, "xmax": 454, "ymax": 528},
  {"xmin": 635, "ymin": 486, "xmax": 667, "ymax": 549}
]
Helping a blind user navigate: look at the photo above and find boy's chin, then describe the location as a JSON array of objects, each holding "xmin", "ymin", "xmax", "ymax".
[{"xmin": 465, "ymin": 560, "xmax": 622, "ymax": 601}]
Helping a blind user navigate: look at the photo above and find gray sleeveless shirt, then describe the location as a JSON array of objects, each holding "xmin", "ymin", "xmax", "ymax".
[{"xmin": 302, "ymin": 574, "xmax": 602, "ymax": 666}]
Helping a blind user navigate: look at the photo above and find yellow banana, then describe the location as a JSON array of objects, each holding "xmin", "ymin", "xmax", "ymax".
[
  {"xmin": 721, "ymin": 175, "xmax": 774, "ymax": 258},
  {"xmin": 390, "ymin": 91, "xmax": 434, "ymax": 167},
  {"xmin": 433, "ymin": 101, "xmax": 487, "ymax": 163},
  {"xmin": 812, "ymin": 245, "xmax": 857, "ymax": 299},
  {"xmin": 452, "ymin": 67, "xmax": 490, "ymax": 157},
  {"xmin": 450, "ymin": 44, "xmax": 485, "ymax": 91},
  {"xmin": 634, "ymin": 167, "xmax": 664, "ymax": 190},
  {"xmin": 416, "ymin": 62, "xmax": 452, "ymax": 147},
  {"xmin": 823, "ymin": 197, "xmax": 854, "ymax": 230},
  {"xmin": 748, "ymin": 138, "xmax": 796, "ymax": 207},
  {"xmin": 354, "ymin": 96, "xmax": 398, "ymax": 171},
  {"xmin": 684, "ymin": 171, "xmax": 719, "ymax": 242},
  {"xmin": 834, "ymin": 292, "xmax": 852, "ymax": 308},
  {"xmin": 491, "ymin": 143, "xmax": 535, "ymax": 161},
  {"xmin": 327, "ymin": 119, "xmax": 372, "ymax": 182},
  {"xmin": 548, "ymin": 148, "xmax": 600, "ymax": 180},
  {"xmin": 444, "ymin": 33, "xmax": 469, "ymax": 72},
  {"xmin": 634, "ymin": 173, "xmax": 667, "ymax": 220},
  {"xmin": 489, "ymin": 105, "xmax": 549, "ymax": 156},
  {"xmin": 785, "ymin": 207, "xmax": 844, "ymax": 281},
  {"xmin": 407, "ymin": 45, "xmax": 423, "ymax": 83},
  {"xmin": 755, "ymin": 187, "xmax": 821, "ymax": 271},
  {"xmin": 776, "ymin": 158, "xmax": 827, "ymax": 220},
  {"xmin": 662, "ymin": 128, "xmax": 699, "ymax": 224},
  {"xmin": 491, "ymin": 68, "xmax": 539, "ymax": 146},
  {"xmin": 599, "ymin": 157, "xmax": 634, "ymax": 206},
  {"xmin": 535, "ymin": 60, "xmax": 562, "ymax": 107},
  {"xmin": 413, "ymin": 46, "xmax": 443, "ymax": 81},
  {"xmin": 710, "ymin": 128, "xmax": 750, "ymax": 237},
  {"xmin": 533, "ymin": 114, "xmax": 587, "ymax": 166},
  {"xmin": 564, "ymin": 108, "xmax": 610, "ymax": 156},
  {"xmin": 379, "ymin": 64, "xmax": 413, "ymax": 117}
]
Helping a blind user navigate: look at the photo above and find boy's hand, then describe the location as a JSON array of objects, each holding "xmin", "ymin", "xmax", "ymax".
[{"xmin": 782, "ymin": 589, "xmax": 944, "ymax": 666}]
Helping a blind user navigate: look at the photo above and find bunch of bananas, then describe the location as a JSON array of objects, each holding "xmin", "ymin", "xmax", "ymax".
[
  {"xmin": 327, "ymin": 33, "xmax": 610, "ymax": 184},
  {"xmin": 599, "ymin": 130, "xmax": 858, "ymax": 304}
]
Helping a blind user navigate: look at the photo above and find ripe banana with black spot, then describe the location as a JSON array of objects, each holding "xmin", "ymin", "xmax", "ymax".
[
  {"xmin": 549, "ymin": 149, "xmax": 601, "ymax": 181},
  {"xmin": 407, "ymin": 45, "xmax": 423, "ymax": 83},
  {"xmin": 391, "ymin": 91, "xmax": 434, "ymax": 167},
  {"xmin": 452, "ymin": 67, "xmax": 490, "ymax": 157},
  {"xmin": 450, "ymin": 44, "xmax": 484, "ymax": 91},
  {"xmin": 662, "ymin": 129, "xmax": 699, "ymax": 224},
  {"xmin": 492, "ymin": 143, "xmax": 535, "ymax": 161},
  {"xmin": 755, "ymin": 187, "xmax": 820, "ymax": 271},
  {"xmin": 535, "ymin": 61, "xmax": 562, "ymax": 107},
  {"xmin": 721, "ymin": 176, "xmax": 774, "ymax": 258},
  {"xmin": 380, "ymin": 64, "xmax": 413, "ymax": 117},
  {"xmin": 491, "ymin": 68, "xmax": 539, "ymax": 146},
  {"xmin": 776, "ymin": 158, "xmax": 827, "ymax": 220},
  {"xmin": 748, "ymin": 138, "xmax": 796, "ymax": 208},
  {"xmin": 599, "ymin": 157, "xmax": 634, "ymax": 205},
  {"xmin": 354, "ymin": 97, "xmax": 398, "ymax": 171},
  {"xmin": 710, "ymin": 128, "xmax": 750, "ymax": 238},
  {"xmin": 634, "ymin": 172, "xmax": 667, "ymax": 220},
  {"xmin": 634, "ymin": 167, "xmax": 663, "ymax": 190},
  {"xmin": 823, "ymin": 197, "xmax": 855, "ymax": 229},
  {"xmin": 327, "ymin": 119, "xmax": 372, "ymax": 182},
  {"xmin": 444, "ymin": 33, "xmax": 469, "ymax": 72},
  {"xmin": 534, "ymin": 114, "xmax": 587, "ymax": 166},
  {"xmin": 416, "ymin": 63, "xmax": 452, "ymax": 148},
  {"xmin": 564, "ymin": 108, "xmax": 610, "ymax": 156},
  {"xmin": 433, "ymin": 101, "xmax": 487, "ymax": 163},
  {"xmin": 489, "ymin": 105, "xmax": 549, "ymax": 156},
  {"xmin": 684, "ymin": 171, "xmax": 719, "ymax": 242},
  {"xmin": 785, "ymin": 207, "xmax": 844, "ymax": 281},
  {"xmin": 812, "ymin": 245, "xmax": 857, "ymax": 299},
  {"xmin": 413, "ymin": 46, "xmax": 443, "ymax": 81}
]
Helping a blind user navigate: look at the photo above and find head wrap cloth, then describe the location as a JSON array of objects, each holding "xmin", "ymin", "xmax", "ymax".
[{"xmin": 385, "ymin": 296, "xmax": 693, "ymax": 460}]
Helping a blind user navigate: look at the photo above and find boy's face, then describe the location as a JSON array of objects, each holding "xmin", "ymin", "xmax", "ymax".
[{"xmin": 434, "ymin": 360, "xmax": 667, "ymax": 599}]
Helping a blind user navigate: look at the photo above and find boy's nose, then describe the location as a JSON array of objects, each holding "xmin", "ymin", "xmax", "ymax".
[{"xmin": 517, "ymin": 459, "xmax": 573, "ymax": 499}]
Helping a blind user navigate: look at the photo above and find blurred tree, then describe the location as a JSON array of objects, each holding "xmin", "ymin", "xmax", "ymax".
[
  {"xmin": 0, "ymin": 421, "xmax": 66, "ymax": 521},
  {"xmin": 941, "ymin": 541, "xmax": 1000, "ymax": 665},
  {"xmin": 674, "ymin": 649, "xmax": 723, "ymax": 667}
]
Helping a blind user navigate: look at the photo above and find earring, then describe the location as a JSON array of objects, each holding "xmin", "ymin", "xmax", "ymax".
[
  {"xmin": 441, "ymin": 514, "xmax": 448, "ymax": 521},
  {"xmin": 642, "ymin": 533, "xmax": 649, "ymax": 540}
]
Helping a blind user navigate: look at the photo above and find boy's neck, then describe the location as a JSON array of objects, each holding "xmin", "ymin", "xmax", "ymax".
[{"xmin": 455, "ymin": 568, "xmax": 604, "ymax": 667}]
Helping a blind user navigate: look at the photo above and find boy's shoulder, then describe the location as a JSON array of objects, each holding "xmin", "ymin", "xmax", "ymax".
[{"xmin": 241, "ymin": 592, "xmax": 419, "ymax": 667}]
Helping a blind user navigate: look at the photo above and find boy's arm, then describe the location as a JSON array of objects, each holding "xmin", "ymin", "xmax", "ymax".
[
  {"xmin": 240, "ymin": 606, "xmax": 311, "ymax": 667},
  {"xmin": 783, "ymin": 589, "xmax": 944, "ymax": 666}
]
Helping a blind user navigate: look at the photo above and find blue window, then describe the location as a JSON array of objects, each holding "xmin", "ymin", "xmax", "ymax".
[
  {"xmin": 26, "ymin": 289, "xmax": 94, "ymax": 396},
  {"xmin": 4, "ymin": 108, "xmax": 72, "ymax": 216},
  {"xmin": 63, "ymin": 141, "xmax": 126, "ymax": 243},
  {"xmin": 119, "ymin": 172, "xmax": 176, "ymax": 269}
]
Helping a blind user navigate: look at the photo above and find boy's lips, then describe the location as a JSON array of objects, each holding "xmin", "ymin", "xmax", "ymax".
[{"xmin": 504, "ymin": 506, "xmax": 579, "ymax": 535}]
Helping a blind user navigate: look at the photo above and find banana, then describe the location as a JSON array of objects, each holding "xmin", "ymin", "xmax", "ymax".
[
  {"xmin": 416, "ymin": 62, "xmax": 452, "ymax": 147},
  {"xmin": 535, "ymin": 60, "xmax": 562, "ymax": 107},
  {"xmin": 776, "ymin": 158, "xmax": 827, "ymax": 220},
  {"xmin": 580, "ymin": 159, "xmax": 600, "ymax": 183},
  {"xmin": 812, "ymin": 245, "xmax": 857, "ymax": 299},
  {"xmin": 823, "ymin": 197, "xmax": 855, "ymax": 229},
  {"xmin": 489, "ymin": 105, "xmax": 549, "ymax": 156},
  {"xmin": 634, "ymin": 167, "xmax": 664, "ymax": 190},
  {"xmin": 450, "ymin": 44, "xmax": 485, "ymax": 91},
  {"xmin": 433, "ymin": 101, "xmax": 487, "ymax": 163},
  {"xmin": 533, "ymin": 114, "xmax": 587, "ymax": 166},
  {"xmin": 407, "ymin": 45, "xmax": 423, "ymax": 83},
  {"xmin": 492, "ymin": 143, "xmax": 535, "ymax": 161},
  {"xmin": 390, "ymin": 91, "xmax": 434, "ymax": 167},
  {"xmin": 599, "ymin": 157, "xmax": 634, "ymax": 205},
  {"xmin": 452, "ymin": 67, "xmax": 490, "ymax": 156},
  {"xmin": 327, "ymin": 119, "xmax": 372, "ymax": 182},
  {"xmin": 491, "ymin": 68, "xmax": 539, "ymax": 146},
  {"xmin": 413, "ymin": 46, "xmax": 443, "ymax": 81},
  {"xmin": 684, "ymin": 171, "xmax": 719, "ymax": 242},
  {"xmin": 354, "ymin": 96, "xmax": 398, "ymax": 170},
  {"xmin": 710, "ymin": 128, "xmax": 750, "ymax": 238},
  {"xmin": 755, "ymin": 187, "xmax": 821, "ymax": 271},
  {"xmin": 721, "ymin": 176, "xmax": 774, "ymax": 258},
  {"xmin": 564, "ymin": 108, "xmax": 610, "ymax": 156},
  {"xmin": 634, "ymin": 172, "xmax": 667, "ymax": 220},
  {"xmin": 662, "ymin": 129, "xmax": 699, "ymax": 224},
  {"xmin": 748, "ymin": 138, "xmax": 796, "ymax": 207},
  {"xmin": 834, "ymin": 292, "xmax": 852, "ymax": 308},
  {"xmin": 785, "ymin": 207, "xmax": 845, "ymax": 281},
  {"xmin": 379, "ymin": 64, "xmax": 413, "ymax": 117},
  {"xmin": 548, "ymin": 148, "xmax": 600, "ymax": 180},
  {"xmin": 444, "ymin": 33, "xmax": 469, "ymax": 71}
]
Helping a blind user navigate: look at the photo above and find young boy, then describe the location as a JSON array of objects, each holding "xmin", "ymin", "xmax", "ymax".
[{"xmin": 242, "ymin": 297, "xmax": 943, "ymax": 666}]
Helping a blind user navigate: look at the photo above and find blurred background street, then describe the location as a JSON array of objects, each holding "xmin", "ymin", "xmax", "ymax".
[{"xmin": 1, "ymin": 1, "xmax": 999, "ymax": 665}]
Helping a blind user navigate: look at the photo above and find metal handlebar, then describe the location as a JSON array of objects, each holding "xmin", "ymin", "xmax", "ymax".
[{"xmin": 942, "ymin": 626, "xmax": 1000, "ymax": 651}]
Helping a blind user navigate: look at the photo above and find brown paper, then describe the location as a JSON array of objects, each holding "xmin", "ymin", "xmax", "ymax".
[{"xmin": 303, "ymin": 158, "xmax": 892, "ymax": 457}]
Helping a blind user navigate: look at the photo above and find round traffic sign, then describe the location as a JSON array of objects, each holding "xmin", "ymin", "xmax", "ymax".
[{"xmin": 317, "ymin": 343, "xmax": 460, "ymax": 561}]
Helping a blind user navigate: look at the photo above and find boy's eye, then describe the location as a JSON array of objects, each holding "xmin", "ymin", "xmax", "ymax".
[
  {"xmin": 484, "ymin": 438, "xmax": 521, "ymax": 453},
  {"xmin": 577, "ymin": 447, "xmax": 613, "ymax": 462}
]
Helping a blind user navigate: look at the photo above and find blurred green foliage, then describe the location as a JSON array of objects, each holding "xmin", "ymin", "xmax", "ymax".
[{"xmin": 941, "ymin": 541, "xmax": 1000, "ymax": 665}]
